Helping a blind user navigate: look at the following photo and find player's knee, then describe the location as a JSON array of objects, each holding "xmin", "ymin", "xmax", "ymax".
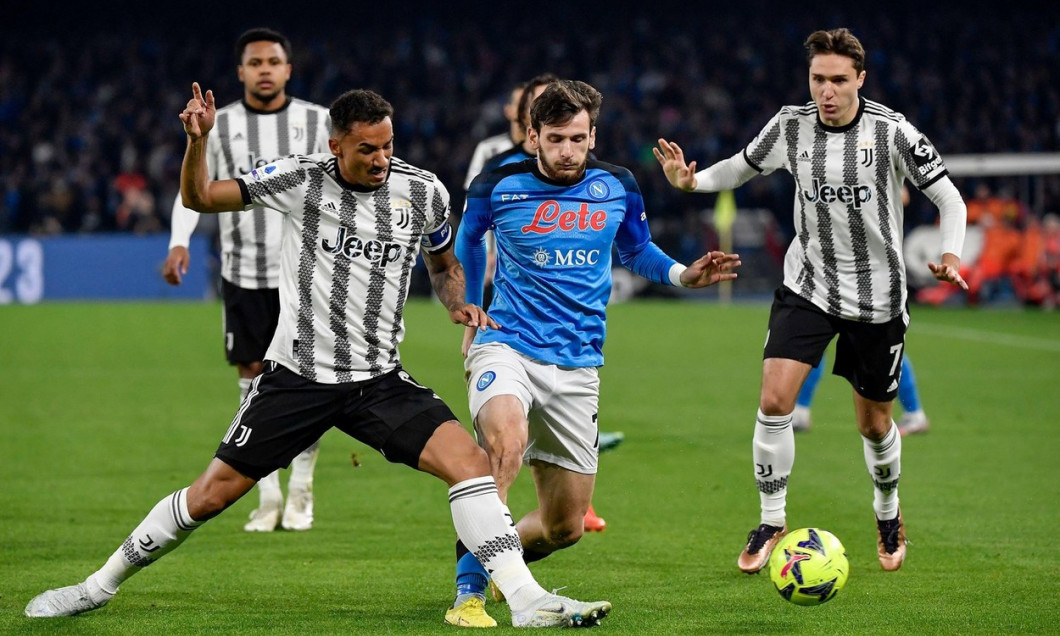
[
  {"xmin": 187, "ymin": 482, "xmax": 239, "ymax": 521},
  {"xmin": 436, "ymin": 438, "xmax": 492, "ymax": 483},
  {"xmin": 760, "ymin": 392, "xmax": 797, "ymax": 417},
  {"xmin": 542, "ymin": 513, "xmax": 585, "ymax": 549}
]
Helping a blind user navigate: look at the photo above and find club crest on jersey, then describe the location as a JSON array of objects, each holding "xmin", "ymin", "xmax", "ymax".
[
  {"xmin": 858, "ymin": 140, "xmax": 876, "ymax": 167},
  {"xmin": 322, "ymin": 225, "xmax": 404, "ymax": 267},
  {"xmin": 521, "ymin": 200, "xmax": 607, "ymax": 234},
  {"xmin": 586, "ymin": 179, "xmax": 610, "ymax": 200},
  {"xmin": 803, "ymin": 178, "xmax": 871, "ymax": 209},
  {"xmin": 476, "ymin": 371, "xmax": 496, "ymax": 391},
  {"xmin": 392, "ymin": 199, "xmax": 413, "ymax": 229}
]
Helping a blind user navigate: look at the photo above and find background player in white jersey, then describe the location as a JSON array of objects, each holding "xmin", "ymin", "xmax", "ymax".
[
  {"xmin": 161, "ymin": 28, "xmax": 331, "ymax": 533},
  {"xmin": 654, "ymin": 28, "xmax": 968, "ymax": 573},
  {"xmin": 445, "ymin": 79, "xmax": 740, "ymax": 626},
  {"xmin": 463, "ymin": 81, "xmax": 527, "ymax": 190},
  {"xmin": 25, "ymin": 84, "xmax": 612, "ymax": 629}
]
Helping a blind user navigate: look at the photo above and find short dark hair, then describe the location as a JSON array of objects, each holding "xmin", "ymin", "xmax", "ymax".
[
  {"xmin": 530, "ymin": 79, "xmax": 603, "ymax": 130},
  {"xmin": 517, "ymin": 73, "xmax": 560, "ymax": 129},
  {"xmin": 330, "ymin": 89, "xmax": 394, "ymax": 135},
  {"xmin": 235, "ymin": 28, "xmax": 292, "ymax": 65},
  {"xmin": 804, "ymin": 28, "xmax": 866, "ymax": 74}
]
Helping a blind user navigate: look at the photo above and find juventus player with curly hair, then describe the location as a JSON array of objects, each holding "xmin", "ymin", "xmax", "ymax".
[
  {"xmin": 655, "ymin": 27, "xmax": 968, "ymax": 574},
  {"xmin": 26, "ymin": 84, "xmax": 611, "ymax": 629}
]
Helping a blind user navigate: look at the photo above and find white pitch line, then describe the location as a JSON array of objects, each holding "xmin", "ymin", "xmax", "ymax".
[{"xmin": 910, "ymin": 322, "xmax": 1060, "ymax": 353}]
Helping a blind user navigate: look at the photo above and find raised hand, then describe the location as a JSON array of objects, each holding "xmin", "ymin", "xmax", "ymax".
[
  {"xmin": 653, "ymin": 138, "xmax": 698, "ymax": 191},
  {"xmin": 679, "ymin": 251, "xmax": 742, "ymax": 288},
  {"xmin": 178, "ymin": 82, "xmax": 216, "ymax": 139},
  {"xmin": 928, "ymin": 257, "xmax": 968, "ymax": 290}
]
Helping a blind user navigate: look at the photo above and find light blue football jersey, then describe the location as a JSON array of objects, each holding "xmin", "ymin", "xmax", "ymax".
[{"xmin": 458, "ymin": 158, "xmax": 678, "ymax": 367}]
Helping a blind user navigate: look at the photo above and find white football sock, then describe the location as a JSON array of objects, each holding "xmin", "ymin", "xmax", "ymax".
[
  {"xmin": 90, "ymin": 488, "xmax": 203, "ymax": 595},
  {"xmin": 288, "ymin": 439, "xmax": 320, "ymax": 493},
  {"xmin": 753, "ymin": 409, "xmax": 795, "ymax": 526},
  {"xmin": 448, "ymin": 477, "xmax": 547, "ymax": 612},
  {"xmin": 256, "ymin": 470, "xmax": 283, "ymax": 506},
  {"xmin": 864, "ymin": 421, "xmax": 901, "ymax": 520},
  {"xmin": 238, "ymin": 377, "xmax": 253, "ymax": 403}
]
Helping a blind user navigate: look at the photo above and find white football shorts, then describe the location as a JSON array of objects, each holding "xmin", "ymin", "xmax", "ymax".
[{"xmin": 465, "ymin": 342, "xmax": 600, "ymax": 474}]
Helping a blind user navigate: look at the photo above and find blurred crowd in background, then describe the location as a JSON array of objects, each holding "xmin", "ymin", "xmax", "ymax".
[{"xmin": 2, "ymin": 2, "xmax": 1059, "ymax": 306}]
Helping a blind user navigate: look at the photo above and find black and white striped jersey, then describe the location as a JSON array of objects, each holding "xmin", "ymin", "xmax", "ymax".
[
  {"xmin": 745, "ymin": 97, "xmax": 948, "ymax": 323},
  {"xmin": 235, "ymin": 153, "xmax": 454, "ymax": 384},
  {"xmin": 463, "ymin": 132, "xmax": 515, "ymax": 190},
  {"xmin": 169, "ymin": 98, "xmax": 331, "ymax": 289}
]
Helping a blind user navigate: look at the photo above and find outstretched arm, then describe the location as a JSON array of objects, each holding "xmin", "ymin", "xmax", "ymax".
[
  {"xmin": 654, "ymin": 138, "xmax": 759, "ymax": 194},
  {"xmin": 677, "ymin": 251, "xmax": 742, "ymax": 288},
  {"xmin": 653, "ymin": 139, "xmax": 699, "ymax": 191},
  {"xmin": 921, "ymin": 177, "xmax": 969, "ymax": 289},
  {"xmin": 422, "ymin": 246, "xmax": 499, "ymax": 331},
  {"xmin": 179, "ymin": 82, "xmax": 244, "ymax": 213}
]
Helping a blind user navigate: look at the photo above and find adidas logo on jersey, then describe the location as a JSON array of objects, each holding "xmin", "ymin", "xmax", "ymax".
[
  {"xmin": 322, "ymin": 201, "xmax": 338, "ymax": 211},
  {"xmin": 798, "ymin": 150, "xmax": 810, "ymax": 162}
]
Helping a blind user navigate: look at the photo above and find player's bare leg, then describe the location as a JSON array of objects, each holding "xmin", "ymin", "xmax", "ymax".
[{"xmin": 517, "ymin": 462, "xmax": 594, "ymax": 557}]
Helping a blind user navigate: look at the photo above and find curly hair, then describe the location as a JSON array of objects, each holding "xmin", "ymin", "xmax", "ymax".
[{"xmin": 329, "ymin": 89, "xmax": 394, "ymax": 135}]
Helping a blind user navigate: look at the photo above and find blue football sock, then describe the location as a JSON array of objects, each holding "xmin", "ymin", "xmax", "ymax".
[
  {"xmin": 455, "ymin": 548, "xmax": 488, "ymax": 601},
  {"xmin": 897, "ymin": 356, "xmax": 921, "ymax": 413}
]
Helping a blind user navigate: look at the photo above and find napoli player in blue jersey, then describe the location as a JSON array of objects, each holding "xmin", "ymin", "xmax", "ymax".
[
  {"xmin": 443, "ymin": 79, "xmax": 741, "ymax": 627},
  {"xmin": 466, "ymin": 73, "xmax": 620, "ymax": 535}
]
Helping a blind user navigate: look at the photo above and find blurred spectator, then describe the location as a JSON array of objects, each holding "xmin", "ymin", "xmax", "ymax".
[{"xmin": 2, "ymin": 2, "xmax": 1058, "ymax": 265}]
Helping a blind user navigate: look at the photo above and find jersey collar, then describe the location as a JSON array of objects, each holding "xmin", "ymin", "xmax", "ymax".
[
  {"xmin": 242, "ymin": 96, "xmax": 293, "ymax": 115},
  {"xmin": 817, "ymin": 96, "xmax": 865, "ymax": 134}
]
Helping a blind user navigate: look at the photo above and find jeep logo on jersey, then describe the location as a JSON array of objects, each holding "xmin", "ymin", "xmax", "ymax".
[
  {"xmin": 803, "ymin": 178, "xmax": 871, "ymax": 209},
  {"xmin": 521, "ymin": 200, "xmax": 607, "ymax": 234},
  {"xmin": 911, "ymin": 137, "xmax": 943, "ymax": 176},
  {"xmin": 587, "ymin": 179, "xmax": 610, "ymax": 200},
  {"xmin": 322, "ymin": 226, "xmax": 403, "ymax": 267}
]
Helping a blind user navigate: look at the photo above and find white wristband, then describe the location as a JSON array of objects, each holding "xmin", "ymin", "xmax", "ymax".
[{"xmin": 668, "ymin": 263, "xmax": 687, "ymax": 287}]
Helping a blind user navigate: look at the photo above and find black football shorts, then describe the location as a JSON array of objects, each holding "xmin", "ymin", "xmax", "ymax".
[
  {"xmin": 215, "ymin": 363, "xmax": 458, "ymax": 478},
  {"xmin": 763, "ymin": 286, "xmax": 907, "ymax": 402},
  {"xmin": 221, "ymin": 279, "xmax": 280, "ymax": 365}
]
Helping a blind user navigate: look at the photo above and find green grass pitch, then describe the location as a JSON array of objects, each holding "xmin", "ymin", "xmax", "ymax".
[{"xmin": 1, "ymin": 299, "xmax": 1058, "ymax": 634}]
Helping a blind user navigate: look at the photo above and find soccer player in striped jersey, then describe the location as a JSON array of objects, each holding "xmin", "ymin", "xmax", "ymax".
[
  {"xmin": 25, "ymin": 85, "xmax": 613, "ymax": 629},
  {"xmin": 162, "ymin": 28, "xmax": 332, "ymax": 534},
  {"xmin": 654, "ymin": 28, "xmax": 968, "ymax": 573},
  {"xmin": 463, "ymin": 81, "xmax": 527, "ymax": 191},
  {"xmin": 445, "ymin": 79, "xmax": 739, "ymax": 626}
]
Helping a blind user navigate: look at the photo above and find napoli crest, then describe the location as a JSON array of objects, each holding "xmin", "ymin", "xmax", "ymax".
[
  {"xmin": 587, "ymin": 179, "xmax": 610, "ymax": 200},
  {"xmin": 476, "ymin": 371, "xmax": 497, "ymax": 391}
]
